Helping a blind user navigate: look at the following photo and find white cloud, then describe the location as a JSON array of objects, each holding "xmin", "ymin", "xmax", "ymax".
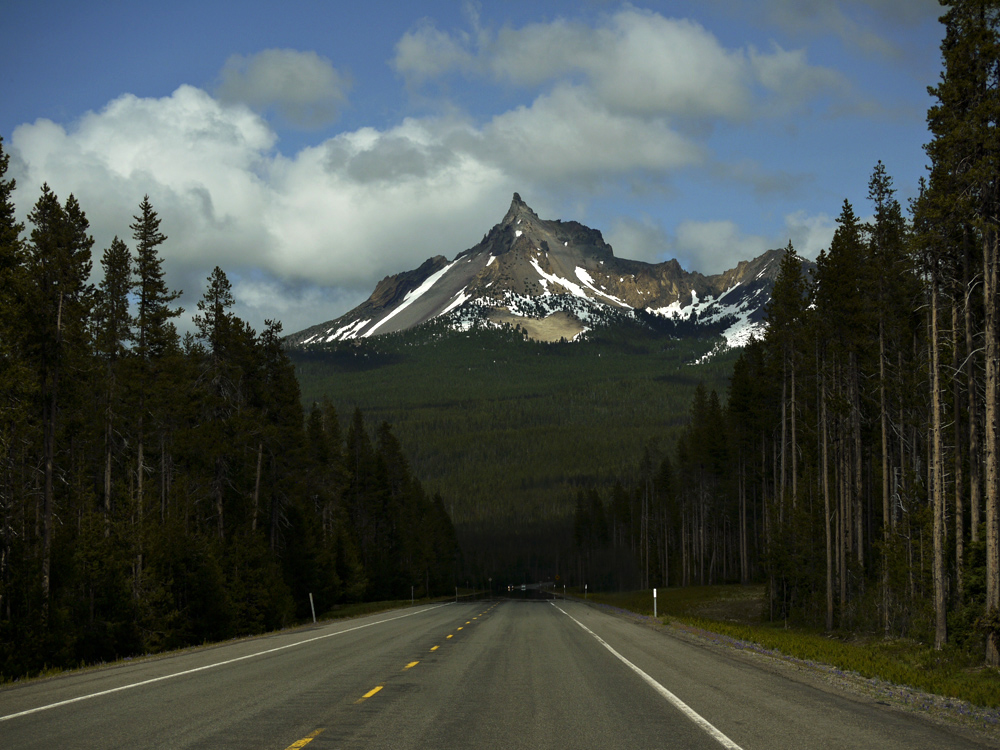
[
  {"xmin": 229, "ymin": 275, "xmax": 367, "ymax": 335},
  {"xmin": 609, "ymin": 210, "xmax": 837, "ymax": 276},
  {"xmin": 606, "ymin": 216, "xmax": 674, "ymax": 265},
  {"xmin": 8, "ymin": 86, "xmax": 519, "ymax": 334},
  {"xmin": 216, "ymin": 49, "xmax": 351, "ymax": 128},
  {"xmin": 393, "ymin": 8, "xmax": 850, "ymax": 121},
  {"xmin": 394, "ymin": 22, "xmax": 479, "ymax": 85},
  {"xmin": 782, "ymin": 209, "xmax": 836, "ymax": 260},
  {"xmin": 747, "ymin": 0, "xmax": 940, "ymax": 57},
  {"xmin": 11, "ymin": 85, "xmax": 275, "ymax": 274},
  {"xmin": 477, "ymin": 85, "xmax": 704, "ymax": 184},
  {"xmin": 676, "ymin": 220, "xmax": 772, "ymax": 274}
]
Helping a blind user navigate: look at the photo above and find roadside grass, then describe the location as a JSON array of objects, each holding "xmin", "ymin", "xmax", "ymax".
[{"xmin": 585, "ymin": 585, "xmax": 1000, "ymax": 709}]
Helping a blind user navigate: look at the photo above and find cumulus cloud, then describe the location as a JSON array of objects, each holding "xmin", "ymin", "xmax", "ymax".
[
  {"xmin": 393, "ymin": 8, "xmax": 850, "ymax": 121},
  {"xmin": 8, "ymin": 86, "xmax": 521, "ymax": 333},
  {"xmin": 216, "ymin": 49, "xmax": 351, "ymax": 128},
  {"xmin": 477, "ymin": 85, "xmax": 704, "ymax": 185},
  {"xmin": 11, "ymin": 85, "xmax": 275, "ymax": 273},
  {"xmin": 394, "ymin": 22, "xmax": 479, "ymax": 85}
]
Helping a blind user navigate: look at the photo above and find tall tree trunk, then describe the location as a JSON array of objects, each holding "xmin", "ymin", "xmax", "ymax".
[
  {"xmin": 966, "ymin": 234, "xmax": 982, "ymax": 544},
  {"xmin": 791, "ymin": 362, "xmax": 798, "ymax": 507},
  {"xmin": 781, "ymin": 361, "xmax": 788, "ymax": 496},
  {"xmin": 41, "ymin": 367, "xmax": 56, "ymax": 618},
  {"xmin": 822, "ymin": 365, "xmax": 834, "ymax": 632},
  {"xmin": 954, "ymin": 298, "xmax": 964, "ymax": 601},
  {"xmin": 135, "ymin": 406, "xmax": 144, "ymax": 594},
  {"xmin": 851, "ymin": 352, "xmax": 864, "ymax": 570},
  {"xmin": 739, "ymin": 454, "xmax": 748, "ymax": 584},
  {"xmin": 880, "ymin": 314, "xmax": 891, "ymax": 636},
  {"xmin": 985, "ymin": 229, "xmax": 1000, "ymax": 666},
  {"xmin": 252, "ymin": 441, "xmax": 263, "ymax": 532},
  {"xmin": 931, "ymin": 265, "xmax": 947, "ymax": 650}
]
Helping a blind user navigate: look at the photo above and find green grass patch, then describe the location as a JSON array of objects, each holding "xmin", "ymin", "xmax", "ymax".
[{"xmin": 589, "ymin": 586, "xmax": 1000, "ymax": 709}]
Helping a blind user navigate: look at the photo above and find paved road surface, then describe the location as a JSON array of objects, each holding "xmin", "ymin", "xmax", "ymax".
[{"xmin": 0, "ymin": 599, "xmax": 995, "ymax": 748}]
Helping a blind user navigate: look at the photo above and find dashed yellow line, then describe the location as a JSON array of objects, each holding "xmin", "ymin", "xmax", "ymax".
[
  {"xmin": 446, "ymin": 634, "xmax": 453, "ymax": 639},
  {"xmin": 284, "ymin": 729, "xmax": 324, "ymax": 749},
  {"xmin": 404, "ymin": 661, "xmax": 419, "ymax": 670},
  {"xmin": 457, "ymin": 627, "xmax": 463, "ymax": 631},
  {"xmin": 356, "ymin": 685, "xmax": 383, "ymax": 703},
  {"xmin": 430, "ymin": 645, "xmax": 439, "ymax": 651}
]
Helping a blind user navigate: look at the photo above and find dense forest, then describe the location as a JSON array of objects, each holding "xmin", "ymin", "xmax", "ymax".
[
  {"xmin": 291, "ymin": 318, "xmax": 734, "ymax": 585},
  {"xmin": 0, "ymin": 144, "xmax": 459, "ymax": 679},
  {"xmin": 572, "ymin": 1, "xmax": 1000, "ymax": 666}
]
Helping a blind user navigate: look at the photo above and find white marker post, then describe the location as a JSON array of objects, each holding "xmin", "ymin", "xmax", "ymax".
[
  {"xmin": 653, "ymin": 588, "xmax": 657, "ymax": 619},
  {"xmin": 309, "ymin": 592, "xmax": 317, "ymax": 624}
]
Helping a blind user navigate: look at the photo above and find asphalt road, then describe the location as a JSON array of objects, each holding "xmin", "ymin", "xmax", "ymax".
[{"xmin": 0, "ymin": 598, "xmax": 995, "ymax": 749}]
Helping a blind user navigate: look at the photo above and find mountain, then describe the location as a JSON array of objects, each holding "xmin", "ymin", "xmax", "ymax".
[{"xmin": 286, "ymin": 193, "xmax": 793, "ymax": 348}]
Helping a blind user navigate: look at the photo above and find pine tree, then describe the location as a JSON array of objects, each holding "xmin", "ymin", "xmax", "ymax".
[
  {"xmin": 94, "ymin": 237, "xmax": 132, "ymax": 519},
  {"xmin": 129, "ymin": 196, "xmax": 181, "ymax": 576},
  {"xmin": 0, "ymin": 136, "xmax": 26, "ymax": 623},
  {"xmin": 193, "ymin": 266, "xmax": 238, "ymax": 540},
  {"xmin": 922, "ymin": 0, "xmax": 1000, "ymax": 659},
  {"xmin": 131, "ymin": 197, "xmax": 181, "ymax": 361},
  {"xmin": 24, "ymin": 186, "xmax": 94, "ymax": 612}
]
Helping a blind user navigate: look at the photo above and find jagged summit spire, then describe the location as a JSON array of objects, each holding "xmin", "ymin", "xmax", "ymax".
[{"xmin": 503, "ymin": 192, "xmax": 538, "ymax": 227}]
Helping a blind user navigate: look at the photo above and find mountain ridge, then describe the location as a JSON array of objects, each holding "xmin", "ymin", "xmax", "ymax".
[{"xmin": 286, "ymin": 194, "xmax": 797, "ymax": 348}]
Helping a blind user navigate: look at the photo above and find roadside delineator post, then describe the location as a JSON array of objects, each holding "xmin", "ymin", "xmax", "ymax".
[
  {"xmin": 309, "ymin": 592, "xmax": 317, "ymax": 624},
  {"xmin": 653, "ymin": 588, "xmax": 657, "ymax": 619}
]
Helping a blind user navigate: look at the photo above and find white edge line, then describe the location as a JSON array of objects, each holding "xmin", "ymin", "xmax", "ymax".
[
  {"xmin": 551, "ymin": 602, "xmax": 744, "ymax": 750},
  {"xmin": 1, "ymin": 603, "xmax": 450, "ymax": 722}
]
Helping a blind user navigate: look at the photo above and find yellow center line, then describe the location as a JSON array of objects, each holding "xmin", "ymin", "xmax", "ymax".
[
  {"xmin": 430, "ymin": 645, "xmax": 439, "ymax": 651},
  {"xmin": 446, "ymin": 634, "xmax": 453, "ymax": 639},
  {"xmin": 466, "ymin": 621, "xmax": 471, "ymax": 624},
  {"xmin": 457, "ymin": 627, "xmax": 463, "ymax": 631},
  {"xmin": 355, "ymin": 685, "xmax": 383, "ymax": 703},
  {"xmin": 283, "ymin": 729, "xmax": 324, "ymax": 749},
  {"xmin": 404, "ymin": 661, "xmax": 419, "ymax": 669}
]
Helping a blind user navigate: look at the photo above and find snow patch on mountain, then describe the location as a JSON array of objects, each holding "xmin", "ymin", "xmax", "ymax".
[{"xmin": 366, "ymin": 259, "xmax": 457, "ymax": 337}]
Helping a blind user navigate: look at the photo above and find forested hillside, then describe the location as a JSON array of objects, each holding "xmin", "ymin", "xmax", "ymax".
[
  {"xmin": 0, "ymin": 146, "xmax": 458, "ymax": 680},
  {"xmin": 570, "ymin": 2, "xmax": 1000, "ymax": 667},
  {"xmin": 291, "ymin": 319, "xmax": 735, "ymax": 584}
]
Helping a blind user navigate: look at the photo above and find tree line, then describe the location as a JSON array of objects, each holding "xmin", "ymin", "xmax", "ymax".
[
  {"xmin": 0, "ymin": 140, "xmax": 459, "ymax": 679},
  {"xmin": 572, "ymin": 1, "xmax": 1000, "ymax": 666}
]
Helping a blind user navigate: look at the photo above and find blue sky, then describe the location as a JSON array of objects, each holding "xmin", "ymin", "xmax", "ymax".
[{"xmin": 2, "ymin": 0, "xmax": 943, "ymax": 334}]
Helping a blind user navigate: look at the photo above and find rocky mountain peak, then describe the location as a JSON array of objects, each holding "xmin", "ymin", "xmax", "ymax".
[
  {"xmin": 501, "ymin": 192, "xmax": 539, "ymax": 229},
  {"xmin": 286, "ymin": 194, "xmax": 807, "ymax": 350}
]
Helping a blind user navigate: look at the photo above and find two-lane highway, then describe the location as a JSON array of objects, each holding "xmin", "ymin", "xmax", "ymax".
[{"xmin": 0, "ymin": 599, "xmax": 994, "ymax": 748}]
